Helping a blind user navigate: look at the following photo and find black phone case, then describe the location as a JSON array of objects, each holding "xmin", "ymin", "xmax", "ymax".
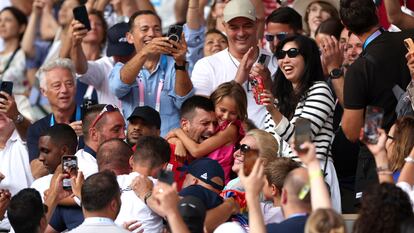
[
  {"xmin": 73, "ymin": 5, "xmax": 91, "ymax": 31},
  {"xmin": 167, "ymin": 25, "xmax": 183, "ymax": 42},
  {"xmin": 0, "ymin": 81, "xmax": 13, "ymax": 96}
]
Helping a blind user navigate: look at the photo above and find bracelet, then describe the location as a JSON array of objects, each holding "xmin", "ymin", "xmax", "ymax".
[
  {"xmin": 405, "ymin": 157, "xmax": 414, "ymax": 163},
  {"xmin": 143, "ymin": 191, "xmax": 152, "ymax": 205},
  {"xmin": 309, "ymin": 170, "xmax": 323, "ymax": 181},
  {"xmin": 376, "ymin": 166, "xmax": 392, "ymax": 174}
]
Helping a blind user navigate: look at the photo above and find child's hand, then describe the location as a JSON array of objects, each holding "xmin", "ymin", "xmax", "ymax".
[
  {"xmin": 260, "ymin": 90, "xmax": 277, "ymax": 111},
  {"xmin": 174, "ymin": 140, "xmax": 187, "ymax": 162}
]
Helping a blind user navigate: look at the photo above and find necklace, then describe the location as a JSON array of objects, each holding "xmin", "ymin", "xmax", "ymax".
[{"xmin": 228, "ymin": 50, "xmax": 239, "ymax": 69}]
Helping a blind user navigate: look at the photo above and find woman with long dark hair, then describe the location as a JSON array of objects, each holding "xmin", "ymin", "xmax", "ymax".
[{"xmin": 262, "ymin": 34, "xmax": 340, "ymax": 211}]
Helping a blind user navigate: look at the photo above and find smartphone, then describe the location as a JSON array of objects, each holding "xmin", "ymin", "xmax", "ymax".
[
  {"xmin": 257, "ymin": 54, "xmax": 270, "ymax": 67},
  {"xmin": 250, "ymin": 54, "xmax": 270, "ymax": 105},
  {"xmin": 62, "ymin": 155, "xmax": 78, "ymax": 190},
  {"xmin": 157, "ymin": 170, "xmax": 174, "ymax": 185},
  {"xmin": 73, "ymin": 5, "xmax": 91, "ymax": 31},
  {"xmin": 363, "ymin": 106, "xmax": 384, "ymax": 144},
  {"xmin": 243, "ymin": 148, "xmax": 259, "ymax": 176},
  {"xmin": 294, "ymin": 118, "xmax": 312, "ymax": 153},
  {"xmin": 0, "ymin": 81, "xmax": 13, "ymax": 99},
  {"xmin": 404, "ymin": 38, "xmax": 414, "ymax": 52},
  {"xmin": 167, "ymin": 25, "xmax": 183, "ymax": 43}
]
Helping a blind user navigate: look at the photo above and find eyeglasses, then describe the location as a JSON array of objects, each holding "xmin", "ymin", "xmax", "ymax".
[
  {"xmin": 275, "ymin": 48, "xmax": 300, "ymax": 60},
  {"xmin": 265, "ymin": 32, "xmax": 289, "ymax": 42},
  {"xmin": 91, "ymin": 104, "xmax": 119, "ymax": 128},
  {"xmin": 234, "ymin": 144, "xmax": 258, "ymax": 155}
]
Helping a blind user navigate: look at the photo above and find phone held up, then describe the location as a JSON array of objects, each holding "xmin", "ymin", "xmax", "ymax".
[
  {"xmin": 294, "ymin": 118, "xmax": 312, "ymax": 153},
  {"xmin": 167, "ymin": 25, "xmax": 183, "ymax": 43},
  {"xmin": 73, "ymin": 5, "xmax": 91, "ymax": 31},
  {"xmin": 362, "ymin": 106, "xmax": 384, "ymax": 144},
  {"xmin": 250, "ymin": 54, "xmax": 270, "ymax": 105},
  {"xmin": 62, "ymin": 155, "xmax": 78, "ymax": 190},
  {"xmin": 157, "ymin": 169, "xmax": 174, "ymax": 185},
  {"xmin": 0, "ymin": 81, "xmax": 13, "ymax": 99}
]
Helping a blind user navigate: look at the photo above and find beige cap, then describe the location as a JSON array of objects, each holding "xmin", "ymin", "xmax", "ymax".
[{"xmin": 223, "ymin": 0, "xmax": 256, "ymax": 23}]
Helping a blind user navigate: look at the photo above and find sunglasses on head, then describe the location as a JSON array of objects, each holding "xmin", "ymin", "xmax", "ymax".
[
  {"xmin": 234, "ymin": 144, "xmax": 258, "ymax": 154},
  {"xmin": 265, "ymin": 32, "xmax": 289, "ymax": 42},
  {"xmin": 91, "ymin": 104, "xmax": 119, "ymax": 128},
  {"xmin": 275, "ymin": 48, "xmax": 300, "ymax": 60}
]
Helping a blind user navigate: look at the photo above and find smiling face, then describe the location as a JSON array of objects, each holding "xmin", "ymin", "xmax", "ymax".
[
  {"xmin": 232, "ymin": 135, "xmax": 258, "ymax": 173},
  {"xmin": 224, "ymin": 17, "xmax": 257, "ymax": 55},
  {"xmin": 345, "ymin": 33, "xmax": 362, "ymax": 65},
  {"xmin": 277, "ymin": 41, "xmax": 305, "ymax": 87},
  {"xmin": 204, "ymin": 32, "xmax": 228, "ymax": 56},
  {"xmin": 41, "ymin": 68, "xmax": 76, "ymax": 112},
  {"xmin": 266, "ymin": 22, "xmax": 295, "ymax": 53},
  {"xmin": 215, "ymin": 96, "xmax": 238, "ymax": 124},
  {"xmin": 307, "ymin": 2, "xmax": 332, "ymax": 36},
  {"xmin": 127, "ymin": 14, "xmax": 162, "ymax": 52}
]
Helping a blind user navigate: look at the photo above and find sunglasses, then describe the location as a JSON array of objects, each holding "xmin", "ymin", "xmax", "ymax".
[
  {"xmin": 265, "ymin": 32, "xmax": 289, "ymax": 42},
  {"xmin": 91, "ymin": 104, "xmax": 119, "ymax": 128},
  {"xmin": 275, "ymin": 48, "xmax": 300, "ymax": 60},
  {"xmin": 234, "ymin": 144, "xmax": 258, "ymax": 155}
]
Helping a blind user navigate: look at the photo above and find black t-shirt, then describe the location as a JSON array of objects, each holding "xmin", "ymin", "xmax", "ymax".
[{"xmin": 344, "ymin": 29, "xmax": 414, "ymax": 130}]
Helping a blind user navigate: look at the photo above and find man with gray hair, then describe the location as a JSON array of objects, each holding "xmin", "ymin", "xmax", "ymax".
[{"xmin": 27, "ymin": 58, "xmax": 83, "ymax": 179}]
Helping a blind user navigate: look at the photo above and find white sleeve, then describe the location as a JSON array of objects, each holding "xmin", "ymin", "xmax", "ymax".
[
  {"xmin": 191, "ymin": 58, "xmax": 214, "ymax": 96},
  {"xmin": 77, "ymin": 59, "xmax": 107, "ymax": 89}
]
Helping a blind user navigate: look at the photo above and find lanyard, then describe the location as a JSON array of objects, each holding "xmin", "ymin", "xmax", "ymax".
[
  {"xmin": 363, "ymin": 28, "xmax": 384, "ymax": 50},
  {"xmin": 84, "ymin": 217, "xmax": 114, "ymax": 225},
  {"xmin": 137, "ymin": 55, "xmax": 167, "ymax": 112},
  {"xmin": 0, "ymin": 46, "xmax": 20, "ymax": 77},
  {"xmin": 50, "ymin": 105, "xmax": 82, "ymax": 126}
]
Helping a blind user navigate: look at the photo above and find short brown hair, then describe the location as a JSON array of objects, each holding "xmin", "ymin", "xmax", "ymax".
[
  {"xmin": 210, "ymin": 81, "xmax": 247, "ymax": 121},
  {"xmin": 304, "ymin": 1, "xmax": 339, "ymax": 34},
  {"xmin": 264, "ymin": 157, "xmax": 300, "ymax": 191},
  {"xmin": 305, "ymin": 208, "xmax": 346, "ymax": 233}
]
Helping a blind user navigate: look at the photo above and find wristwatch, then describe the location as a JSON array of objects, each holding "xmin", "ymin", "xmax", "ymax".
[
  {"xmin": 175, "ymin": 61, "xmax": 188, "ymax": 71},
  {"xmin": 329, "ymin": 67, "xmax": 344, "ymax": 79},
  {"xmin": 14, "ymin": 114, "xmax": 24, "ymax": 124}
]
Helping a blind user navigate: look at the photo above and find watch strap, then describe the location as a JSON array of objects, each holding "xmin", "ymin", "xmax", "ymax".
[{"xmin": 175, "ymin": 62, "xmax": 188, "ymax": 71}]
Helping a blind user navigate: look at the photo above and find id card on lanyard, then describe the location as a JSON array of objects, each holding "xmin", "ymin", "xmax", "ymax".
[{"xmin": 137, "ymin": 55, "xmax": 167, "ymax": 112}]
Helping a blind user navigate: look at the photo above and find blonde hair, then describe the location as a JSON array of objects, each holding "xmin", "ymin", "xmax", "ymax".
[
  {"xmin": 305, "ymin": 209, "xmax": 346, "ymax": 233},
  {"xmin": 210, "ymin": 81, "xmax": 247, "ymax": 121},
  {"xmin": 246, "ymin": 129, "xmax": 279, "ymax": 160}
]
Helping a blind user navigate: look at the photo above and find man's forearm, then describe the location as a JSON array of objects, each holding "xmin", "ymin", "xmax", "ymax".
[
  {"xmin": 120, "ymin": 52, "xmax": 146, "ymax": 85},
  {"xmin": 71, "ymin": 43, "xmax": 88, "ymax": 75},
  {"xmin": 21, "ymin": 12, "xmax": 39, "ymax": 58},
  {"xmin": 205, "ymin": 200, "xmax": 234, "ymax": 233},
  {"xmin": 175, "ymin": 70, "xmax": 193, "ymax": 97},
  {"xmin": 331, "ymin": 77, "xmax": 344, "ymax": 107}
]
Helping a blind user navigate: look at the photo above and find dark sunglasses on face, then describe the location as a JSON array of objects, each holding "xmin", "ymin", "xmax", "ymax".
[
  {"xmin": 275, "ymin": 48, "xmax": 300, "ymax": 60},
  {"xmin": 234, "ymin": 144, "xmax": 258, "ymax": 154},
  {"xmin": 265, "ymin": 32, "xmax": 289, "ymax": 42},
  {"xmin": 91, "ymin": 104, "xmax": 119, "ymax": 128}
]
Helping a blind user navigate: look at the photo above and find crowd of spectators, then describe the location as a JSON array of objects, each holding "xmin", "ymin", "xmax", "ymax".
[{"xmin": 0, "ymin": 0, "xmax": 414, "ymax": 233}]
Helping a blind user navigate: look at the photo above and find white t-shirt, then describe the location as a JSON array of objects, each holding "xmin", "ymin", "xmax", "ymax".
[
  {"xmin": 191, "ymin": 48, "xmax": 277, "ymax": 129},
  {"xmin": 115, "ymin": 172, "xmax": 163, "ymax": 233},
  {"xmin": 30, "ymin": 174, "xmax": 53, "ymax": 202},
  {"xmin": 0, "ymin": 130, "xmax": 33, "ymax": 230},
  {"xmin": 77, "ymin": 56, "xmax": 121, "ymax": 107},
  {"xmin": 74, "ymin": 149, "xmax": 98, "ymax": 179}
]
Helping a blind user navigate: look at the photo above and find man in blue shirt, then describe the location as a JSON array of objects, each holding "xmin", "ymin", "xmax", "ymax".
[{"xmin": 109, "ymin": 10, "xmax": 194, "ymax": 136}]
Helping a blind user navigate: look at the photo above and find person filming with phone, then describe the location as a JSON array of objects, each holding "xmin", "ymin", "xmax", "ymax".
[
  {"xmin": 109, "ymin": 10, "xmax": 195, "ymax": 137},
  {"xmin": 261, "ymin": 35, "xmax": 340, "ymax": 212}
]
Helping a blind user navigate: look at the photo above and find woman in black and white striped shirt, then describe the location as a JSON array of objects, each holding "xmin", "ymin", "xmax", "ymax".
[{"xmin": 261, "ymin": 35, "xmax": 340, "ymax": 211}]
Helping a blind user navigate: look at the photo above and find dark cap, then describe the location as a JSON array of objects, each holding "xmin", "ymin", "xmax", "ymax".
[
  {"xmin": 178, "ymin": 196, "xmax": 206, "ymax": 233},
  {"xmin": 127, "ymin": 106, "xmax": 161, "ymax": 129},
  {"xmin": 186, "ymin": 158, "xmax": 225, "ymax": 191},
  {"xmin": 106, "ymin": 22, "xmax": 135, "ymax": 57}
]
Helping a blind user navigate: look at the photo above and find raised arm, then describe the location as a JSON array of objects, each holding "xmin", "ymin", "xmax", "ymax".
[
  {"xmin": 70, "ymin": 20, "xmax": 89, "ymax": 74},
  {"xmin": 169, "ymin": 37, "xmax": 193, "ymax": 97},
  {"xmin": 39, "ymin": 0, "xmax": 59, "ymax": 40},
  {"xmin": 173, "ymin": 125, "xmax": 237, "ymax": 158},
  {"xmin": 384, "ymin": 0, "xmax": 414, "ymax": 30},
  {"xmin": 21, "ymin": 0, "xmax": 43, "ymax": 58}
]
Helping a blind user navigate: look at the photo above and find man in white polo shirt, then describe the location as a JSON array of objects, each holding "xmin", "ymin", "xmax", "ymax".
[{"xmin": 191, "ymin": 0, "xmax": 276, "ymax": 129}]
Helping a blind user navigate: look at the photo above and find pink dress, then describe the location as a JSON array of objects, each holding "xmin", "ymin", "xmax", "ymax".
[{"xmin": 208, "ymin": 120, "xmax": 245, "ymax": 184}]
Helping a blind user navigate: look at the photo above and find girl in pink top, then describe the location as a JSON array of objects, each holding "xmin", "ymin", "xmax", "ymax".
[{"xmin": 169, "ymin": 81, "xmax": 246, "ymax": 183}]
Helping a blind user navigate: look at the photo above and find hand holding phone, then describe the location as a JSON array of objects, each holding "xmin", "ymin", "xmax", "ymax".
[
  {"xmin": 62, "ymin": 155, "xmax": 78, "ymax": 190},
  {"xmin": 0, "ymin": 81, "xmax": 13, "ymax": 99},
  {"xmin": 294, "ymin": 118, "xmax": 312, "ymax": 153},
  {"xmin": 73, "ymin": 5, "xmax": 91, "ymax": 31},
  {"xmin": 167, "ymin": 25, "xmax": 183, "ymax": 43},
  {"xmin": 157, "ymin": 170, "xmax": 174, "ymax": 185},
  {"xmin": 404, "ymin": 38, "xmax": 414, "ymax": 52},
  {"xmin": 250, "ymin": 54, "xmax": 270, "ymax": 105},
  {"xmin": 362, "ymin": 106, "xmax": 384, "ymax": 144}
]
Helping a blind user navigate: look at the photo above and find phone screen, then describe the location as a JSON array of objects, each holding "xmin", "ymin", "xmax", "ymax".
[
  {"xmin": 62, "ymin": 155, "xmax": 78, "ymax": 190},
  {"xmin": 73, "ymin": 5, "xmax": 91, "ymax": 31},
  {"xmin": 157, "ymin": 170, "xmax": 174, "ymax": 185},
  {"xmin": 0, "ymin": 81, "xmax": 13, "ymax": 99},
  {"xmin": 294, "ymin": 118, "xmax": 312, "ymax": 153},
  {"xmin": 363, "ymin": 106, "xmax": 384, "ymax": 144}
]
